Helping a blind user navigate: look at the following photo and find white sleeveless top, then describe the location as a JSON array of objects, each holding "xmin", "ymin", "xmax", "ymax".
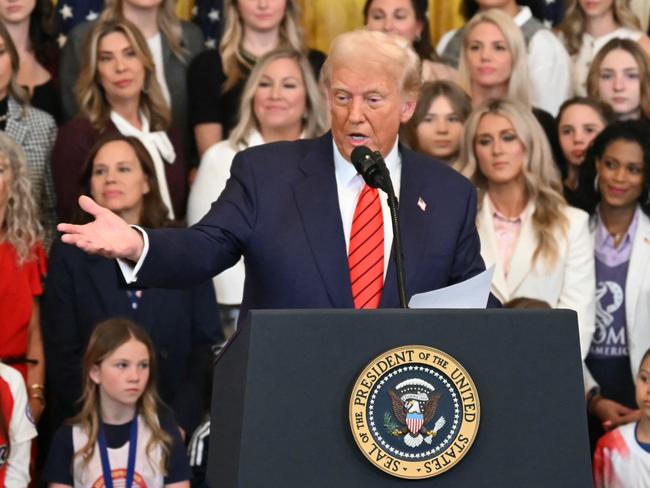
[
  {"xmin": 72, "ymin": 415, "xmax": 164, "ymax": 488},
  {"xmin": 572, "ymin": 27, "xmax": 643, "ymax": 96}
]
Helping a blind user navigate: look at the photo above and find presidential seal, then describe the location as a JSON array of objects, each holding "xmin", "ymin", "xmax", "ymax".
[{"xmin": 349, "ymin": 345, "xmax": 480, "ymax": 479}]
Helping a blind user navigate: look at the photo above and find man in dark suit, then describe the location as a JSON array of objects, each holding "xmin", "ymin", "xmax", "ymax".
[{"xmin": 58, "ymin": 29, "xmax": 489, "ymax": 313}]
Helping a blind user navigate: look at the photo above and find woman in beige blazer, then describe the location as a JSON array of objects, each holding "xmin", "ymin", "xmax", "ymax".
[{"xmin": 457, "ymin": 98, "xmax": 596, "ymax": 360}]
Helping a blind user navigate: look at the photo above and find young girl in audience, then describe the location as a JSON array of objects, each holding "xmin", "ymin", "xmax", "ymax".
[
  {"xmin": 576, "ymin": 121, "xmax": 650, "ymax": 453},
  {"xmin": 559, "ymin": 0, "xmax": 650, "ymax": 96},
  {"xmin": 187, "ymin": 0, "xmax": 325, "ymax": 156},
  {"xmin": 457, "ymin": 98, "xmax": 596, "ymax": 360},
  {"xmin": 593, "ymin": 347, "xmax": 650, "ymax": 487},
  {"xmin": 457, "ymin": 9, "xmax": 563, "ymax": 169},
  {"xmin": 400, "ymin": 80, "xmax": 471, "ymax": 164},
  {"xmin": 0, "ymin": 362, "xmax": 38, "ymax": 486},
  {"xmin": 43, "ymin": 318, "xmax": 190, "ymax": 488},
  {"xmin": 363, "ymin": 0, "xmax": 457, "ymax": 82},
  {"xmin": 557, "ymin": 97, "xmax": 613, "ymax": 209},
  {"xmin": 187, "ymin": 48, "xmax": 326, "ymax": 331},
  {"xmin": 0, "ymin": 0, "xmax": 61, "ymax": 121},
  {"xmin": 586, "ymin": 38, "xmax": 650, "ymax": 122},
  {"xmin": 52, "ymin": 18, "xmax": 188, "ymax": 223}
]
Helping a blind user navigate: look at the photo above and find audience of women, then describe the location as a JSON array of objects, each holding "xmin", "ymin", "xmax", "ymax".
[
  {"xmin": 0, "ymin": 22, "xmax": 57, "ymax": 248},
  {"xmin": 363, "ymin": 0, "xmax": 457, "ymax": 82},
  {"xmin": 559, "ymin": 0, "xmax": 650, "ymax": 96},
  {"xmin": 457, "ymin": 98, "xmax": 596, "ymax": 359},
  {"xmin": 456, "ymin": 8, "xmax": 563, "ymax": 170},
  {"xmin": 52, "ymin": 18, "xmax": 188, "ymax": 223},
  {"xmin": 574, "ymin": 121, "xmax": 650, "ymax": 449},
  {"xmin": 187, "ymin": 0, "xmax": 325, "ymax": 156},
  {"xmin": 401, "ymin": 80, "xmax": 470, "ymax": 164},
  {"xmin": 0, "ymin": 0, "xmax": 61, "ymax": 121},
  {"xmin": 187, "ymin": 48, "xmax": 327, "ymax": 329},
  {"xmin": 436, "ymin": 0, "xmax": 572, "ymax": 115},
  {"xmin": 586, "ymin": 37, "xmax": 650, "ymax": 122},
  {"xmin": 60, "ymin": 0, "xmax": 203, "ymax": 153},
  {"xmin": 0, "ymin": 131, "xmax": 46, "ymax": 424},
  {"xmin": 44, "ymin": 134, "xmax": 221, "ymax": 437},
  {"xmin": 558, "ymin": 97, "xmax": 613, "ymax": 209}
]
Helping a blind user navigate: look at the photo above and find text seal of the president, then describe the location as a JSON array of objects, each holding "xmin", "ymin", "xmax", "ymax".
[{"xmin": 349, "ymin": 345, "xmax": 480, "ymax": 479}]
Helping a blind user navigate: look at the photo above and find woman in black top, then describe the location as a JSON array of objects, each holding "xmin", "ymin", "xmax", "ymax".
[{"xmin": 187, "ymin": 0, "xmax": 325, "ymax": 156}]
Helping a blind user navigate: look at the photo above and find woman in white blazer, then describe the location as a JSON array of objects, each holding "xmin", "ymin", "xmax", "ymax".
[
  {"xmin": 576, "ymin": 121, "xmax": 650, "ymax": 444},
  {"xmin": 186, "ymin": 48, "xmax": 327, "ymax": 330},
  {"xmin": 457, "ymin": 98, "xmax": 596, "ymax": 360}
]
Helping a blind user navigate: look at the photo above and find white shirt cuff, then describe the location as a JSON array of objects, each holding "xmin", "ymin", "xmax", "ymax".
[{"xmin": 117, "ymin": 225, "xmax": 150, "ymax": 284}]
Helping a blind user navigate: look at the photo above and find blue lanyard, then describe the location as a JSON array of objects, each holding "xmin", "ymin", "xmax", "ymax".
[{"xmin": 98, "ymin": 416, "xmax": 138, "ymax": 488}]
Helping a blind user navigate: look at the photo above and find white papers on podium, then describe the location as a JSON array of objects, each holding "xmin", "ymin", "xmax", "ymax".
[{"xmin": 408, "ymin": 266, "xmax": 495, "ymax": 309}]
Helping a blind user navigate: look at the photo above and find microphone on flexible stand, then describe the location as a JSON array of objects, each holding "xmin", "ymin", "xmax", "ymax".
[{"xmin": 350, "ymin": 146, "xmax": 408, "ymax": 308}]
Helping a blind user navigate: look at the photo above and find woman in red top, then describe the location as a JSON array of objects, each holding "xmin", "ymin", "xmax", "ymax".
[{"xmin": 0, "ymin": 130, "xmax": 46, "ymax": 423}]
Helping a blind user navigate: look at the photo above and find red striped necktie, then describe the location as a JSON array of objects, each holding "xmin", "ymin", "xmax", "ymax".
[{"xmin": 349, "ymin": 184, "xmax": 384, "ymax": 309}]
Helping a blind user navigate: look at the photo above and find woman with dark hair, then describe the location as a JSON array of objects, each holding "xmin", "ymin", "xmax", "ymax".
[
  {"xmin": 577, "ymin": 120, "xmax": 650, "ymax": 450},
  {"xmin": 187, "ymin": 0, "xmax": 325, "ymax": 156},
  {"xmin": 400, "ymin": 80, "xmax": 470, "ymax": 164},
  {"xmin": 43, "ymin": 134, "xmax": 221, "ymax": 437},
  {"xmin": 0, "ymin": 0, "xmax": 61, "ymax": 121},
  {"xmin": 52, "ymin": 18, "xmax": 188, "ymax": 223},
  {"xmin": 557, "ymin": 97, "xmax": 613, "ymax": 209},
  {"xmin": 363, "ymin": 0, "xmax": 457, "ymax": 81}
]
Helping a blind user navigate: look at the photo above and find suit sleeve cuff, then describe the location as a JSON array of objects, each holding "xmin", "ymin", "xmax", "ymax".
[{"xmin": 117, "ymin": 225, "xmax": 150, "ymax": 284}]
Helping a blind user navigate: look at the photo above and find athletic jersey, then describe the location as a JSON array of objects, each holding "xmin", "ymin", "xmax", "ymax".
[
  {"xmin": 0, "ymin": 363, "xmax": 37, "ymax": 486},
  {"xmin": 72, "ymin": 415, "xmax": 163, "ymax": 488},
  {"xmin": 593, "ymin": 422, "xmax": 650, "ymax": 488}
]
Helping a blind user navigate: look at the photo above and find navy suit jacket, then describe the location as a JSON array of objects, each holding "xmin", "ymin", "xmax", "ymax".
[
  {"xmin": 42, "ymin": 240, "xmax": 221, "ymax": 433},
  {"xmin": 138, "ymin": 132, "xmax": 488, "ymax": 314}
]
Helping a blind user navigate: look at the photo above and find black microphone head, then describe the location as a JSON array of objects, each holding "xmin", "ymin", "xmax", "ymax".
[{"xmin": 351, "ymin": 146, "xmax": 384, "ymax": 189}]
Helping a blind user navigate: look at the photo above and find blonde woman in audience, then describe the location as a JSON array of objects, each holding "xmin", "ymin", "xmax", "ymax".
[
  {"xmin": 187, "ymin": 0, "xmax": 325, "ymax": 156},
  {"xmin": 457, "ymin": 9, "xmax": 563, "ymax": 169},
  {"xmin": 52, "ymin": 18, "xmax": 188, "ymax": 223},
  {"xmin": 558, "ymin": 0, "xmax": 650, "ymax": 96},
  {"xmin": 363, "ymin": 0, "xmax": 458, "ymax": 82},
  {"xmin": 400, "ymin": 80, "xmax": 471, "ymax": 164},
  {"xmin": 457, "ymin": 98, "xmax": 595, "ymax": 359},
  {"xmin": 187, "ymin": 48, "xmax": 327, "ymax": 329},
  {"xmin": 60, "ymin": 0, "xmax": 203, "ymax": 151},
  {"xmin": 586, "ymin": 37, "xmax": 650, "ymax": 122}
]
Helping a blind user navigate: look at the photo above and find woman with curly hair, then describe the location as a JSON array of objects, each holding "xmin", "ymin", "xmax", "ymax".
[
  {"xmin": 187, "ymin": 0, "xmax": 325, "ymax": 156},
  {"xmin": 457, "ymin": 98, "xmax": 596, "ymax": 361},
  {"xmin": 0, "ymin": 131, "xmax": 46, "ymax": 424},
  {"xmin": 52, "ymin": 18, "xmax": 188, "ymax": 223}
]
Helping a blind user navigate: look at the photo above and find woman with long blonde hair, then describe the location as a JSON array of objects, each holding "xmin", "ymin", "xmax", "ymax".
[
  {"xmin": 458, "ymin": 98, "xmax": 596, "ymax": 360},
  {"xmin": 52, "ymin": 18, "xmax": 188, "ymax": 223},
  {"xmin": 59, "ymin": 0, "xmax": 203, "ymax": 152},
  {"xmin": 42, "ymin": 318, "xmax": 191, "ymax": 487},
  {"xmin": 187, "ymin": 0, "xmax": 326, "ymax": 156},
  {"xmin": 559, "ymin": 0, "xmax": 650, "ymax": 96}
]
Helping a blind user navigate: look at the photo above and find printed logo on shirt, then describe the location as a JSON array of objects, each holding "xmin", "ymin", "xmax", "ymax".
[
  {"xmin": 591, "ymin": 280, "xmax": 628, "ymax": 357},
  {"xmin": 91, "ymin": 469, "xmax": 148, "ymax": 488},
  {"xmin": 0, "ymin": 443, "xmax": 7, "ymax": 467},
  {"xmin": 25, "ymin": 401, "xmax": 35, "ymax": 425},
  {"xmin": 349, "ymin": 345, "xmax": 480, "ymax": 479}
]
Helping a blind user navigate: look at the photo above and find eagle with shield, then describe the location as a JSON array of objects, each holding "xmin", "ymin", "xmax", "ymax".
[{"xmin": 387, "ymin": 379, "xmax": 446, "ymax": 448}]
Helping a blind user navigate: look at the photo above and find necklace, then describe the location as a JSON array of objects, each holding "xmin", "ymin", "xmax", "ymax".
[{"xmin": 611, "ymin": 232, "xmax": 625, "ymax": 248}]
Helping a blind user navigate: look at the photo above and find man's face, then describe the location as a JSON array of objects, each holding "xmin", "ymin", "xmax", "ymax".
[{"xmin": 327, "ymin": 60, "xmax": 415, "ymax": 162}]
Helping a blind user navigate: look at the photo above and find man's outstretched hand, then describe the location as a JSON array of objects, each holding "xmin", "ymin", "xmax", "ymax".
[{"xmin": 57, "ymin": 195, "xmax": 145, "ymax": 262}]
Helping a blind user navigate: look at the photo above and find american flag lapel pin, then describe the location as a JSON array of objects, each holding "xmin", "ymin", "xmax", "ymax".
[
  {"xmin": 644, "ymin": 237, "xmax": 650, "ymax": 245},
  {"xmin": 417, "ymin": 197, "xmax": 426, "ymax": 212}
]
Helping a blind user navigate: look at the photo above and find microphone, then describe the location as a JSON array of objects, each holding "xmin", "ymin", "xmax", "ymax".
[
  {"xmin": 350, "ymin": 145, "xmax": 408, "ymax": 309},
  {"xmin": 350, "ymin": 146, "xmax": 389, "ymax": 192}
]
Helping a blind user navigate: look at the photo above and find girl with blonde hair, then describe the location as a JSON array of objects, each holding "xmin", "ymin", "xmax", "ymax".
[
  {"xmin": 42, "ymin": 318, "xmax": 191, "ymax": 487},
  {"xmin": 59, "ymin": 0, "xmax": 203, "ymax": 153},
  {"xmin": 187, "ymin": 0, "xmax": 326, "ymax": 156},
  {"xmin": 458, "ymin": 98, "xmax": 595, "ymax": 360},
  {"xmin": 559, "ymin": 0, "xmax": 650, "ymax": 96},
  {"xmin": 52, "ymin": 18, "xmax": 188, "ymax": 224}
]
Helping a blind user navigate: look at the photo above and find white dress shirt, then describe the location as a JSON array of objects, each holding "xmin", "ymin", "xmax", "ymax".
[{"xmin": 120, "ymin": 137, "xmax": 404, "ymax": 283}]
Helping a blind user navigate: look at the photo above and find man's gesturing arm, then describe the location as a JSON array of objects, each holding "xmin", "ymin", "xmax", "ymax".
[{"xmin": 57, "ymin": 195, "xmax": 144, "ymax": 262}]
